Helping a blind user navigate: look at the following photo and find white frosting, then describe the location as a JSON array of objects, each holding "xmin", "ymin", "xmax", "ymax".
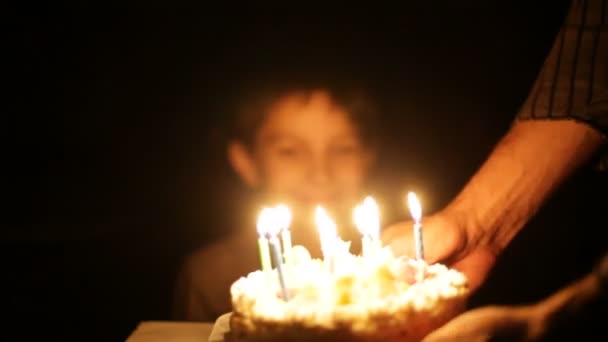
[{"xmin": 230, "ymin": 244, "xmax": 468, "ymax": 334}]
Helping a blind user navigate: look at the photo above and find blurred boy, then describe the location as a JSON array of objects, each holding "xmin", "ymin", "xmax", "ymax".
[{"xmin": 172, "ymin": 79, "xmax": 381, "ymax": 322}]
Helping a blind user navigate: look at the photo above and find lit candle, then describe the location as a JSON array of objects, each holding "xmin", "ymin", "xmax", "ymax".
[
  {"xmin": 266, "ymin": 213, "xmax": 290, "ymax": 301},
  {"xmin": 256, "ymin": 208, "xmax": 273, "ymax": 276},
  {"xmin": 315, "ymin": 206, "xmax": 338, "ymax": 273},
  {"xmin": 353, "ymin": 204, "xmax": 369, "ymax": 256},
  {"xmin": 275, "ymin": 204, "xmax": 293, "ymax": 267},
  {"xmin": 354, "ymin": 196, "xmax": 381, "ymax": 258},
  {"xmin": 407, "ymin": 192, "xmax": 424, "ymax": 260}
]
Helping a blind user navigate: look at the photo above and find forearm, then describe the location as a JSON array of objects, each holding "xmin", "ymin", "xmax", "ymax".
[
  {"xmin": 444, "ymin": 119, "xmax": 604, "ymax": 256},
  {"xmin": 443, "ymin": 0, "xmax": 608, "ymax": 257}
]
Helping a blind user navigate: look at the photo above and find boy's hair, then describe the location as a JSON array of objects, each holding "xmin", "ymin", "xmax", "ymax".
[{"xmin": 228, "ymin": 73, "xmax": 380, "ymax": 149}]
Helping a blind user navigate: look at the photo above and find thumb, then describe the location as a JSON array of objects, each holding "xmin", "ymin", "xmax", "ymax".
[
  {"xmin": 381, "ymin": 214, "xmax": 466, "ymax": 265},
  {"xmin": 381, "ymin": 220, "xmax": 417, "ymax": 258}
]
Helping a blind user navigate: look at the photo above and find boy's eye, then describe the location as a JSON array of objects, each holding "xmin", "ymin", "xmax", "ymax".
[
  {"xmin": 276, "ymin": 146, "xmax": 300, "ymax": 157},
  {"xmin": 333, "ymin": 144, "xmax": 360, "ymax": 155}
]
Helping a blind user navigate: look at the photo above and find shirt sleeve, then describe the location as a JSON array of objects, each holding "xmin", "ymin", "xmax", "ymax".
[{"xmin": 516, "ymin": 0, "xmax": 608, "ymax": 169}]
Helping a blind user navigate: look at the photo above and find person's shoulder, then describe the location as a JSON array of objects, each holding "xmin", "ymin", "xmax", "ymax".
[{"xmin": 185, "ymin": 230, "xmax": 257, "ymax": 271}]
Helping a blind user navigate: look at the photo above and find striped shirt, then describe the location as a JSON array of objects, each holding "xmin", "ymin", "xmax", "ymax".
[{"xmin": 516, "ymin": 0, "xmax": 608, "ymax": 169}]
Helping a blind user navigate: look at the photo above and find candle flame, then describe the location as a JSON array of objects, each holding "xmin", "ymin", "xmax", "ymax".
[
  {"xmin": 315, "ymin": 206, "xmax": 337, "ymax": 245},
  {"xmin": 353, "ymin": 196, "xmax": 380, "ymax": 239},
  {"xmin": 256, "ymin": 207, "xmax": 272, "ymax": 236},
  {"xmin": 407, "ymin": 192, "xmax": 422, "ymax": 222},
  {"xmin": 275, "ymin": 204, "xmax": 292, "ymax": 231},
  {"xmin": 257, "ymin": 207, "xmax": 281, "ymax": 237}
]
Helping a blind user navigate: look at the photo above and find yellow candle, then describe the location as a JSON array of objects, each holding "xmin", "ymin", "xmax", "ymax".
[
  {"xmin": 257, "ymin": 237, "xmax": 272, "ymax": 273},
  {"xmin": 257, "ymin": 207, "xmax": 274, "ymax": 280}
]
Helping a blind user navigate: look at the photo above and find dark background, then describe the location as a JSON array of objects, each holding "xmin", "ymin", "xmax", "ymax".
[{"xmin": 5, "ymin": 1, "xmax": 607, "ymax": 341}]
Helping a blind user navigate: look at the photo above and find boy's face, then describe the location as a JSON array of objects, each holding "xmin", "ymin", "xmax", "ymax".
[{"xmin": 230, "ymin": 90, "xmax": 375, "ymax": 222}]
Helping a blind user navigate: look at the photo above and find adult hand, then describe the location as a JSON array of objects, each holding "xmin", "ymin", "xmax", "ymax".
[
  {"xmin": 381, "ymin": 211, "xmax": 496, "ymax": 293},
  {"xmin": 421, "ymin": 305, "xmax": 544, "ymax": 342}
]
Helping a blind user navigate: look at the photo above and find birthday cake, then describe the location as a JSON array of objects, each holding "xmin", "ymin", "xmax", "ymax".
[{"xmin": 226, "ymin": 243, "xmax": 468, "ymax": 342}]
